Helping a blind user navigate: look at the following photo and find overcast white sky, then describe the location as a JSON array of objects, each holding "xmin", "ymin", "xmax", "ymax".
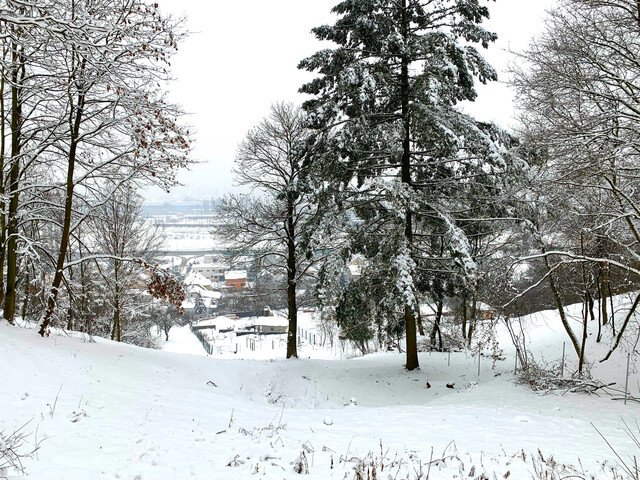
[{"xmin": 147, "ymin": 0, "xmax": 556, "ymax": 204}]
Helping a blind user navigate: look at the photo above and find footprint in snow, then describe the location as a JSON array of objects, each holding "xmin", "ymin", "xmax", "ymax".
[{"xmin": 514, "ymin": 415, "xmax": 531, "ymax": 423}]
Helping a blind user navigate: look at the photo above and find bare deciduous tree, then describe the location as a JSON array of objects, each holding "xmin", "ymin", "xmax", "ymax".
[
  {"xmin": 511, "ymin": 0, "xmax": 640, "ymax": 368},
  {"xmin": 215, "ymin": 103, "xmax": 334, "ymax": 359}
]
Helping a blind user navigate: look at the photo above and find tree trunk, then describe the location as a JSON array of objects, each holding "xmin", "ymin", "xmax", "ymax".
[
  {"xmin": 578, "ymin": 291, "xmax": 592, "ymax": 374},
  {"xmin": 285, "ymin": 197, "xmax": 298, "ymax": 359},
  {"xmin": 3, "ymin": 40, "xmax": 22, "ymax": 325},
  {"xmin": 66, "ymin": 307, "xmax": 73, "ymax": 331},
  {"xmin": 112, "ymin": 280, "xmax": 121, "ymax": 342},
  {"xmin": 467, "ymin": 297, "xmax": 478, "ymax": 347},
  {"xmin": 596, "ymin": 273, "xmax": 603, "ymax": 344},
  {"xmin": 20, "ymin": 267, "xmax": 29, "ymax": 321},
  {"xmin": 543, "ymin": 249, "xmax": 581, "ymax": 359},
  {"xmin": 461, "ymin": 295, "xmax": 468, "ymax": 340},
  {"xmin": 401, "ymin": 0, "xmax": 419, "ymax": 371},
  {"xmin": 39, "ymin": 89, "xmax": 85, "ymax": 336},
  {"xmin": 110, "ymin": 308, "xmax": 117, "ymax": 340},
  {"xmin": 608, "ymin": 281, "xmax": 616, "ymax": 336},
  {"xmin": 595, "ymin": 267, "xmax": 603, "ymax": 342},
  {"xmin": 430, "ymin": 300, "xmax": 443, "ymax": 351},
  {"xmin": 600, "ymin": 291, "xmax": 640, "ymax": 362},
  {"xmin": 80, "ymin": 254, "xmax": 89, "ymax": 333},
  {"xmin": 0, "ymin": 60, "xmax": 7, "ymax": 309},
  {"xmin": 110, "ymin": 283, "xmax": 122, "ymax": 342},
  {"xmin": 417, "ymin": 309, "xmax": 425, "ymax": 336},
  {"xmin": 600, "ymin": 265, "xmax": 608, "ymax": 326},
  {"xmin": 115, "ymin": 308, "xmax": 121, "ymax": 342}
]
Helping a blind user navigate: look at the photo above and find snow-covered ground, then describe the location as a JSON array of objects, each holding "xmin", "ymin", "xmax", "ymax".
[
  {"xmin": 191, "ymin": 311, "xmax": 358, "ymax": 360},
  {"xmin": 1, "ymin": 298, "xmax": 639, "ymax": 479},
  {"xmin": 159, "ymin": 226, "xmax": 218, "ymax": 252}
]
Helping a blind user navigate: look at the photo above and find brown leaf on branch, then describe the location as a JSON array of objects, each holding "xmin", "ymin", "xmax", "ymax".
[{"xmin": 139, "ymin": 262, "xmax": 185, "ymax": 314}]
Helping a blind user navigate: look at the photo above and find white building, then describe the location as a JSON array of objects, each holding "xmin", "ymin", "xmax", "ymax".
[{"xmin": 191, "ymin": 263, "xmax": 226, "ymax": 283}]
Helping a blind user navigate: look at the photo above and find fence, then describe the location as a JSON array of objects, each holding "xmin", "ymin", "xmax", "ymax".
[{"xmin": 190, "ymin": 324, "xmax": 213, "ymax": 355}]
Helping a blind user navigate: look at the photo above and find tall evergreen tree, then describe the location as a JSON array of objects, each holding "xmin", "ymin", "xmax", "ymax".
[{"xmin": 300, "ymin": 0, "xmax": 518, "ymax": 370}]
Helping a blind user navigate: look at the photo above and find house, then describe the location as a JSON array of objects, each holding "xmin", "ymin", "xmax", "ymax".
[
  {"xmin": 182, "ymin": 293, "xmax": 220, "ymax": 316},
  {"xmin": 184, "ymin": 272, "xmax": 212, "ymax": 292},
  {"xmin": 182, "ymin": 272, "xmax": 220, "ymax": 316},
  {"xmin": 192, "ymin": 315, "xmax": 236, "ymax": 333},
  {"xmin": 191, "ymin": 263, "xmax": 226, "ymax": 283},
  {"xmin": 225, "ymin": 270, "xmax": 247, "ymax": 290},
  {"xmin": 200, "ymin": 290, "xmax": 221, "ymax": 311},
  {"xmin": 251, "ymin": 315, "xmax": 288, "ymax": 334}
]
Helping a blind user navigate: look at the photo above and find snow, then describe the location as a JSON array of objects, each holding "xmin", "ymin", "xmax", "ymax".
[
  {"xmin": 1, "ymin": 298, "xmax": 639, "ymax": 479},
  {"xmin": 161, "ymin": 325, "xmax": 209, "ymax": 356},
  {"xmin": 191, "ymin": 262, "xmax": 226, "ymax": 271},
  {"xmin": 158, "ymin": 226, "xmax": 220, "ymax": 252},
  {"xmin": 225, "ymin": 270, "xmax": 247, "ymax": 280},
  {"xmin": 194, "ymin": 316, "xmax": 238, "ymax": 331},
  {"xmin": 198, "ymin": 290, "xmax": 221, "ymax": 300},
  {"xmin": 184, "ymin": 272, "xmax": 211, "ymax": 288},
  {"xmin": 252, "ymin": 316, "xmax": 288, "ymax": 327},
  {"xmin": 180, "ymin": 298, "xmax": 196, "ymax": 310}
]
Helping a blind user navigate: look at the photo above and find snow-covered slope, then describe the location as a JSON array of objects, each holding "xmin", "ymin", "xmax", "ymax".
[
  {"xmin": 501, "ymin": 292, "xmax": 640, "ymax": 389},
  {"xmin": 0, "ymin": 312, "xmax": 638, "ymax": 479}
]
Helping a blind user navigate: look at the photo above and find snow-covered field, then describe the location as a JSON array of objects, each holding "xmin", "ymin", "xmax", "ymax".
[
  {"xmin": 158, "ymin": 226, "xmax": 217, "ymax": 252},
  {"xmin": 1, "ymin": 300, "xmax": 639, "ymax": 479}
]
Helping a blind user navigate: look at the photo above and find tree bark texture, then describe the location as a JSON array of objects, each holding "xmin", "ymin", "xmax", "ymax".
[
  {"xmin": 0, "ymin": 63, "xmax": 7, "ymax": 309},
  {"xmin": 286, "ymin": 197, "xmax": 298, "ymax": 359},
  {"xmin": 401, "ymin": 0, "xmax": 419, "ymax": 371},
  {"xmin": 466, "ymin": 298, "xmax": 477, "ymax": 347},
  {"xmin": 3, "ymin": 39, "xmax": 22, "ymax": 324},
  {"xmin": 599, "ymin": 266, "xmax": 608, "ymax": 326}
]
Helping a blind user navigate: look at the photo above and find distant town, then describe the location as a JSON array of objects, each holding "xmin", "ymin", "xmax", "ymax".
[{"xmin": 144, "ymin": 199, "xmax": 331, "ymax": 358}]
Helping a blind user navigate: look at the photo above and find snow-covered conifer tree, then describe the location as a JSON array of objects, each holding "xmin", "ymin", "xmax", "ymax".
[{"xmin": 300, "ymin": 0, "xmax": 520, "ymax": 369}]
